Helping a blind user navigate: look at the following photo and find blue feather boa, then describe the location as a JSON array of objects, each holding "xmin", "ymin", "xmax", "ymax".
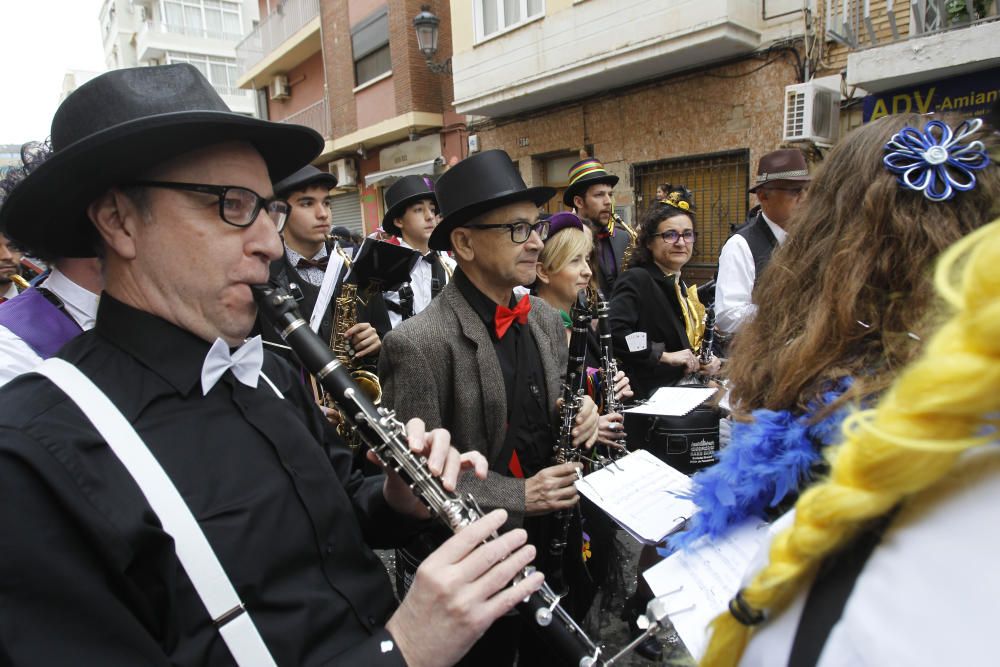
[{"xmin": 668, "ymin": 379, "xmax": 852, "ymax": 552}]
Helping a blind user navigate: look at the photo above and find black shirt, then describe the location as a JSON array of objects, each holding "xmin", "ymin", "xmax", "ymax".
[
  {"xmin": 0, "ymin": 294, "xmax": 421, "ymax": 666},
  {"xmin": 453, "ymin": 270, "xmax": 552, "ymax": 477}
]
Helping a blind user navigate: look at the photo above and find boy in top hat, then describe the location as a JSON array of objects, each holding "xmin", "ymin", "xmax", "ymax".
[
  {"xmin": 715, "ymin": 148, "xmax": 810, "ymax": 336},
  {"xmin": 379, "ymin": 149, "xmax": 600, "ymax": 664},
  {"xmin": 0, "ymin": 143, "xmax": 103, "ymax": 386},
  {"xmin": 378, "ymin": 175, "xmax": 455, "ymax": 334},
  {"xmin": 260, "ymin": 163, "xmax": 381, "ymax": 362},
  {"xmin": 0, "ymin": 64, "xmax": 544, "ymax": 667},
  {"xmin": 564, "ymin": 156, "xmax": 630, "ymax": 293}
]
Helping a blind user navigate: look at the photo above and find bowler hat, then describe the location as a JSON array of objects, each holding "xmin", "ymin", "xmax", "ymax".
[
  {"xmin": 0, "ymin": 64, "xmax": 322, "ymax": 258},
  {"xmin": 380, "ymin": 175, "xmax": 437, "ymax": 236},
  {"xmin": 428, "ymin": 150, "xmax": 554, "ymax": 251},
  {"xmin": 749, "ymin": 149, "xmax": 811, "ymax": 193},
  {"xmin": 274, "ymin": 165, "xmax": 337, "ymax": 199},
  {"xmin": 562, "ymin": 157, "xmax": 620, "ymax": 207}
]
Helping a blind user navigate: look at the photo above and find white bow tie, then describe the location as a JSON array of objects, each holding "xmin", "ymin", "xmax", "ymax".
[{"xmin": 200, "ymin": 335, "xmax": 264, "ymax": 395}]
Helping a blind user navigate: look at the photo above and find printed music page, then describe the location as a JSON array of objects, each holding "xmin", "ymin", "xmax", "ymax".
[
  {"xmin": 642, "ymin": 519, "xmax": 774, "ymax": 660},
  {"xmin": 625, "ymin": 386, "xmax": 717, "ymax": 416},
  {"xmin": 574, "ymin": 450, "xmax": 697, "ymax": 544}
]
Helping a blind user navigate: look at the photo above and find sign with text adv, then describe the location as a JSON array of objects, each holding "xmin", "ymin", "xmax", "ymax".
[{"xmin": 862, "ymin": 67, "xmax": 999, "ymax": 122}]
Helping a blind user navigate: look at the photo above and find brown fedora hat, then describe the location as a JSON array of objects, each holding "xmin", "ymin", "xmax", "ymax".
[
  {"xmin": 0, "ymin": 64, "xmax": 322, "ymax": 258},
  {"xmin": 749, "ymin": 149, "xmax": 811, "ymax": 193}
]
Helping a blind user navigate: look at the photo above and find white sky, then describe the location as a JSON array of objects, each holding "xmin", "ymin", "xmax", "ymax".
[{"xmin": 0, "ymin": 1, "xmax": 107, "ymax": 144}]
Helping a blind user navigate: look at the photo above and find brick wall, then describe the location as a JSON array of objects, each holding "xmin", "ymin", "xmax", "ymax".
[
  {"xmin": 475, "ymin": 55, "xmax": 800, "ymax": 208},
  {"xmin": 321, "ymin": 0, "xmax": 359, "ymax": 137}
]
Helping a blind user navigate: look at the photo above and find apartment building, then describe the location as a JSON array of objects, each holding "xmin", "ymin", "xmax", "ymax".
[
  {"xmin": 98, "ymin": 0, "xmax": 259, "ymax": 115},
  {"xmin": 236, "ymin": 0, "xmax": 460, "ymax": 235}
]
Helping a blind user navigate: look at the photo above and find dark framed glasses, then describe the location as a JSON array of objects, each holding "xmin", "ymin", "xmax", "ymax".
[
  {"xmin": 464, "ymin": 219, "xmax": 550, "ymax": 244},
  {"xmin": 125, "ymin": 181, "xmax": 291, "ymax": 232},
  {"xmin": 658, "ymin": 230, "xmax": 697, "ymax": 244}
]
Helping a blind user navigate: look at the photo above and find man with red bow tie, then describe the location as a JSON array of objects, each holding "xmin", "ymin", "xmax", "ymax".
[{"xmin": 379, "ymin": 150, "xmax": 600, "ymax": 665}]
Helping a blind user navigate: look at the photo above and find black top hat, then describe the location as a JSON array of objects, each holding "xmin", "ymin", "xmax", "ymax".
[
  {"xmin": 347, "ymin": 238, "xmax": 417, "ymax": 292},
  {"xmin": 749, "ymin": 149, "xmax": 811, "ymax": 193},
  {"xmin": 0, "ymin": 63, "xmax": 322, "ymax": 259},
  {"xmin": 380, "ymin": 174, "xmax": 437, "ymax": 237},
  {"xmin": 562, "ymin": 157, "xmax": 620, "ymax": 207},
  {"xmin": 274, "ymin": 165, "xmax": 337, "ymax": 199},
  {"xmin": 428, "ymin": 149, "xmax": 555, "ymax": 251}
]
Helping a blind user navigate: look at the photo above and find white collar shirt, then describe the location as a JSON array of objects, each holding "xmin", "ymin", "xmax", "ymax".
[
  {"xmin": 384, "ymin": 239, "xmax": 454, "ymax": 330},
  {"xmin": 714, "ymin": 211, "xmax": 786, "ymax": 335},
  {"xmin": 285, "ymin": 245, "xmax": 329, "ymax": 287}
]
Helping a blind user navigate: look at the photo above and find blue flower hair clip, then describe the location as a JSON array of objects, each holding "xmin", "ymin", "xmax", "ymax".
[{"xmin": 883, "ymin": 118, "xmax": 991, "ymax": 202}]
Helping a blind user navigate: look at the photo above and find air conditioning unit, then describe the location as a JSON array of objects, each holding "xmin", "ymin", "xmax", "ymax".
[
  {"xmin": 328, "ymin": 158, "xmax": 357, "ymax": 188},
  {"xmin": 269, "ymin": 74, "xmax": 290, "ymax": 101},
  {"xmin": 783, "ymin": 81, "xmax": 841, "ymax": 145}
]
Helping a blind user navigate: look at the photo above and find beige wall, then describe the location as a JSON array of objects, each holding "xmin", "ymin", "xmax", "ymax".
[{"xmin": 451, "ymin": 0, "xmax": 575, "ymax": 54}]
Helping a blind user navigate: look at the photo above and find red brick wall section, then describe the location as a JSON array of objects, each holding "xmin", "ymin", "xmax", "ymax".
[
  {"xmin": 321, "ymin": 0, "xmax": 358, "ymax": 137},
  {"xmin": 387, "ymin": 0, "xmax": 450, "ymax": 115},
  {"xmin": 266, "ymin": 50, "xmax": 325, "ymax": 121},
  {"xmin": 475, "ymin": 55, "xmax": 800, "ymax": 204}
]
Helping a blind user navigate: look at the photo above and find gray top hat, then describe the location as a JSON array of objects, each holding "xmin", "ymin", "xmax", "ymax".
[{"xmin": 0, "ymin": 63, "xmax": 322, "ymax": 258}]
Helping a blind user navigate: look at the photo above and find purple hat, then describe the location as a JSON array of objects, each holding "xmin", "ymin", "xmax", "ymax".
[{"xmin": 546, "ymin": 211, "xmax": 584, "ymax": 238}]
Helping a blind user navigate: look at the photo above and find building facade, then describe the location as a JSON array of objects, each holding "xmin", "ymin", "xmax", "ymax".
[
  {"xmin": 98, "ymin": 0, "xmax": 259, "ymax": 115},
  {"xmin": 236, "ymin": 0, "xmax": 461, "ymax": 236}
]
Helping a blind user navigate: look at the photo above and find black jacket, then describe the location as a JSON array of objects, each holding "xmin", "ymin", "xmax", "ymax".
[{"xmin": 609, "ymin": 263, "xmax": 690, "ymax": 400}]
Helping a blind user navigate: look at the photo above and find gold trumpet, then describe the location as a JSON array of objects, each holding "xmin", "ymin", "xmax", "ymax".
[{"xmin": 11, "ymin": 274, "xmax": 30, "ymax": 290}]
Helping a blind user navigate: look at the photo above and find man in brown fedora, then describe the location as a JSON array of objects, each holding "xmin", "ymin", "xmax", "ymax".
[
  {"xmin": 379, "ymin": 148, "xmax": 600, "ymax": 664},
  {"xmin": 0, "ymin": 64, "xmax": 543, "ymax": 667},
  {"xmin": 715, "ymin": 148, "xmax": 810, "ymax": 336}
]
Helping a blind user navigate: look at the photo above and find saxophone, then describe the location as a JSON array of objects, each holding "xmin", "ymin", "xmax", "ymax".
[
  {"xmin": 251, "ymin": 283, "xmax": 605, "ymax": 667},
  {"xmin": 324, "ymin": 283, "xmax": 382, "ymax": 446},
  {"xmin": 609, "ymin": 193, "xmax": 639, "ymax": 270}
]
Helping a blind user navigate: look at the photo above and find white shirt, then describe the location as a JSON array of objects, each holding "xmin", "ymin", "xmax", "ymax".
[
  {"xmin": 714, "ymin": 212, "xmax": 787, "ymax": 335},
  {"xmin": 284, "ymin": 244, "xmax": 329, "ymax": 287},
  {"xmin": 1, "ymin": 283, "xmax": 16, "ymax": 301},
  {"xmin": 739, "ymin": 444, "xmax": 1000, "ymax": 667},
  {"xmin": 0, "ymin": 268, "xmax": 100, "ymax": 386},
  {"xmin": 384, "ymin": 239, "xmax": 455, "ymax": 330}
]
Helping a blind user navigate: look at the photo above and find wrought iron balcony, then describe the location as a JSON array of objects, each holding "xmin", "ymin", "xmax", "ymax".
[
  {"xmin": 826, "ymin": 0, "xmax": 999, "ymax": 50},
  {"xmin": 235, "ymin": 0, "xmax": 320, "ymax": 74}
]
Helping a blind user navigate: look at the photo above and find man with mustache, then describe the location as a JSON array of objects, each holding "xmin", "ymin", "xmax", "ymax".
[
  {"xmin": 564, "ymin": 157, "xmax": 630, "ymax": 294},
  {"xmin": 380, "ymin": 149, "xmax": 600, "ymax": 665}
]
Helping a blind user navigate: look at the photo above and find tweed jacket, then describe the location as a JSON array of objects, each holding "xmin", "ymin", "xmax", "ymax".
[{"xmin": 379, "ymin": 280, "xmax": 568, "ymax": 528}]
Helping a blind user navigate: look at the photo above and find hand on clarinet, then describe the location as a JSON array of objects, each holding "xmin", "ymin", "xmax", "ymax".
[
  {"xmin": 597, "ymin": 412, "xmax": 627, "ymax": 447},
  {"xmin": 373, "ymin": 418, "xmax": 488, "ymax": 520},
  {"xmin": 525, "ymin": 462, "xmax": 582, "ymax": 515},
  {"xmin": 386, "ymin": 509, "xmax": 545, "ymax": 667},
  {"xmin": 660, "ymin": 348, "xmax": 699, "ymax": 373},
  {"xmin": 345, "ymin": 322, "xmax": 381, "ymax": 359},
  {"xmin": 699, "ymin": 354, "xmax": 722, "ymax": 377},
  {"xmin": 612, "ymin": 369, "xmax": 634, "ymax": 401},
  {"xmin": 572, "ymin": 394, "xmax": 599, "ymax": 449}
]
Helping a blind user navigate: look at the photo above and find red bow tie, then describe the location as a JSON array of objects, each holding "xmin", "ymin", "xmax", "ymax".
[{"xmin": 494, "ymin": 295, "xmax": 531, "ymax": 339}]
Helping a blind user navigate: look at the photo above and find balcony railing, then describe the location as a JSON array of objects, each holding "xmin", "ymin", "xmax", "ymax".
[
  {"xmin": 279, "ymin": 98, "xmax": 330, "ymax": 139},
  {"xmin": 826, "ymin": 0, "xmax": 999, "ymax": 49},
  {"xmin": 214, "ymin": 85, "xmax": 252, "ymax": 98},
  {"xmin": 140, "ymin": 19, "xmax": 244, "ymax": 43},
  {"xmin": 235, "ymin": 0, "xmax": 319, "ymax": 74}
]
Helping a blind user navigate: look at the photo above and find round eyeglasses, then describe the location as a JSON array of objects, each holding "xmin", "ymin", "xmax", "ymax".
[
  {"xmin": 464, "ymin": 219, "xmax": 550, "ymax": 244},
  {"xmin": 125, "ymin": 181, "xmax": 291, "ymax": 232},
  {"xmin": 658, "ymin": 230, "xmax": 697, "ymax": 244}
]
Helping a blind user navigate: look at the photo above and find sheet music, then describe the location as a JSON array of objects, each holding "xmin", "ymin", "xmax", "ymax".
[
  {"xmin": 574, "ymin": 450, "xmax": 697, "ymax": 544},
  {"xmin": 642, "ymin": 519, "xmax": 772, "ymax": 660},
  {"xmin": 625, "ymin": 386, "xmax": 717, "ymax": 416},
  {"xmin": 310, "ymin": 244, "xmax": 352, "ymax": 332}
]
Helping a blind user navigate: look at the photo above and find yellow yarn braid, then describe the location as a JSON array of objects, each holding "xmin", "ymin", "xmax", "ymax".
[{"xmin": 700, "ymin": 217, "xmax": 1000, "ymax": 667}]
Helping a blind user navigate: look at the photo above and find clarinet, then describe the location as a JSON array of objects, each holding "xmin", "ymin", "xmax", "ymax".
[
  {"xmin": 594, "ymin": 291, "xmax": 623, "ymax": 418},
  {"xmin": 699, "ymin": 306, "xmax": 716, "ymax": 366},
  {"xmin": 546, "ymin": 292, "xmax": 592, "ymax": 598},
  {"xmin": 252, "ymin": 283, "xmax": 604, "ymax": 667}
]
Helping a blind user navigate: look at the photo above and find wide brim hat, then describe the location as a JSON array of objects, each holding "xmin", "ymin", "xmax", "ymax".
[
  {"xmin": 562, "ymin": 157, "xmax": 620, "ymax": 207},
  {"xmin": 273, "ymin": 164, "xmax": 337, "ymax": 199},
  {"xmin": 428, "ymin": 149, "xmax": 554, "ymax": 251},
  {"xmin": 380, "ymin": 174, "xmax": 438, "ymax": 237},
  {"xmin": 0, "ymin": 64, "xmax": 322, "ymax": 258},
  {"xmin": 748, "ymin": 148, "xmax": 811, "ymax": 193}
]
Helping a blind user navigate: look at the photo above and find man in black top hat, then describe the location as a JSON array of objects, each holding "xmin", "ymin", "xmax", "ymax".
[
  {"xmin": 0, "ymin": 64, "xmax": 543, "ymax": 667},
  {"xmin": 379, "ymin": 149, "xmax": 600, "ymax": 664},
  {"xmin": 378, "ymin": 175, "xmax": 455, "ymax": 334},
  {"xmin": 715, "ymin": 148, "xmax": 810, "ymax": 336},
  {"xmin": 564, "ymin": 156, "xmax": 631, "ymax": 293},
  {"xmin": 260, "ymin": 164, "xmax": 381, "ymax": 365}
]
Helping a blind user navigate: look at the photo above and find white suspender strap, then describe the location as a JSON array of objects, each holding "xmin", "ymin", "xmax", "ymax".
[{"xmin": 36, "ymin": 358, "xmax": 278, "ymax": 667}]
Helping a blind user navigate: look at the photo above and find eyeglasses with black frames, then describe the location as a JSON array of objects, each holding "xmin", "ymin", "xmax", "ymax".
[
  {"xmin": 658, "ymin": 230, "xmax": 697, "ymax": 244},
  {"xmin": 125, "ymin": 181, "xmax": 291, "ymax": 232},
  {"xmin": 464, "ymin": 219, "xmax": 550, "ymax": 244}
]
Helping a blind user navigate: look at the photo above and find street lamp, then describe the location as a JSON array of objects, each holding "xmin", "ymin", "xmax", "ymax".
[{"xmin": 413, "ymin": 5, "xmax": 451, "ymax": 74}]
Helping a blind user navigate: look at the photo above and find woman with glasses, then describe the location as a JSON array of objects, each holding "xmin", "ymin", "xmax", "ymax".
[{"xmin": 609, "ymin": 189, "xmax": 720, "ymax": 401}]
